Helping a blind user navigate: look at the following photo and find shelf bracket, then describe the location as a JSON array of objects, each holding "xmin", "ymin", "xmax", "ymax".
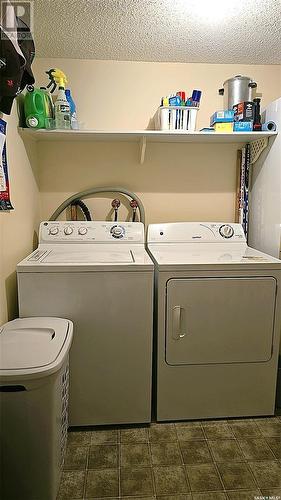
[
  {"xmin": 250, "ymin": 137, "xmax": 269, "ymax": 164},
  {"xmin": 139, "ymin": 136, "xmax": 147, "ymax": 164}
]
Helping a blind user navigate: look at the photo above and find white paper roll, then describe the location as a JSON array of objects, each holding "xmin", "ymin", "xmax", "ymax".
[{"xmin": 262, "ymin": 121, "xmax": 277, "ymax": 131}]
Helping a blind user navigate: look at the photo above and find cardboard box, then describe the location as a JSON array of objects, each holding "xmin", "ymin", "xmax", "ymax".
[
  {"xmin": 233, "ymin": 121, "xmax": 253, "ymax": 132},
  {"xmin": 233, "ymin": 102, "xmax": 254, "ymax": 122},
  {"xmin": 210, "ymin": 110, "xmax": 234, "ymax": 126},
  {"xmin": 214, "ymin": 122, "xmax": 233, "ymax": 133}
]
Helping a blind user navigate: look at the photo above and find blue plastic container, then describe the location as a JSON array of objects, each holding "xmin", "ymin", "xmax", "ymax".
[{"xmin": 65, "ymin": 89, "xmax": 78, "ymax": 129}]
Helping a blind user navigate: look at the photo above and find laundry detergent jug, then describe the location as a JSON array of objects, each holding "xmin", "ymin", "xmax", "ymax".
[{"xmin": 24, "ymin": 86, "xmax": 54, "ymax": 129}]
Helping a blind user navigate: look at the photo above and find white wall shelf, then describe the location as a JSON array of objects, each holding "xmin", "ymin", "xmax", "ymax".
[{"xmin": 18, "ymin": 128, "xmax": 278, "ymax": 164}]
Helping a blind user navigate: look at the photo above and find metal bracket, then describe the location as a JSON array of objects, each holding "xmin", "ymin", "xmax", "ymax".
[{"xmin": 250, "ymin": 137, "xmax": 269, "ymax": 164}]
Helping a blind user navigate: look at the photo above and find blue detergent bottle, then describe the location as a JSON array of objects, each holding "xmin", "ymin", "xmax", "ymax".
[{"xmin": 65, "ymin": 89, "xmax": 79, "ymax": 130}]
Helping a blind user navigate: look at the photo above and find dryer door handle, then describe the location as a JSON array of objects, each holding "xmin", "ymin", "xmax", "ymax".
[{"xmin": 172, "ymin": 306, "xmax": 186, "ymax": 340}]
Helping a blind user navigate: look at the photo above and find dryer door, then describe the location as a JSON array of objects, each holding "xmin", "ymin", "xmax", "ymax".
[{"xmin": 166, "ymin": 277, "xmax": 276, "ymax": 365}]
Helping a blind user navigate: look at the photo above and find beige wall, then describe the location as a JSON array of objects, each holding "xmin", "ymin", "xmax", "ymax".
[
  {"xmin": 34, "ymin": 59, "xmax": 281, "ymax": 130},
  {"xmin": 0, "ymin": 109, "xmax": 40, "ymax": 325},
  {"xmin": 38, "ymin": 140, "xmax": 240, "ymax": 224},
  {"xmin": 33, "ymin": 58, "xmax": 281, "ymax": 223}
]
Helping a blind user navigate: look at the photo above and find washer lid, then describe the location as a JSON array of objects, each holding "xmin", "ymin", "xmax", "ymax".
[
  {"xmin": 41, "ymin": 248, "xmax": 134, "ymax": 263},
  {"xmin": 0, "ymin": 317, "xmax": 70, "ymax": 371}
]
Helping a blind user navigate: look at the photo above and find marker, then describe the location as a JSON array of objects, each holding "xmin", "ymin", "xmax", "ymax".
[
  {"xmin": 161, "ymin": 97, "xmax": 170, "ymax": 130},
  {"xmin": 169, "ymin": 95, "xmax": 181, "ymax": 106},
  {"xmin": 191, "ymin": 90, "xmax": 202, "ymax": 107},
  {"xmin": 177, "ymin": 91, "xmax": 186, "ymax": 105}
]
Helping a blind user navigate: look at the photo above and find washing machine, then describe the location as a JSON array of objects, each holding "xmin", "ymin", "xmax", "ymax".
[
  {"xmin": 17, "ymin": 221, "xmax": 154, "ymax": 426},
  {"xmin": 147, "ymin": 222, "xmax": 281, "ymax": 421}
]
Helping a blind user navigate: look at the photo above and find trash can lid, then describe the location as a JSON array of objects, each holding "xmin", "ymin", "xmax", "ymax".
[{"xmin": 0, "ymin": 317, "xmax": 73, "ymax": 375}]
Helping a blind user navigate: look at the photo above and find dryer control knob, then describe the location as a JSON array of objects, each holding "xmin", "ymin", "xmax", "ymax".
[
  {"xmin": 64, "ymin": 226, "xmax": 74, "ymax": 235},
  {"xmin": 78, "ymin": 227, "xmax": 88, "ymax": 235},
  {"xmin": 49, "ymin": 226, "xmax": 59, "ymax": 235},
  {"xmin": 110, "ymin": 225, "xmax": 125, "ymax": 239},
  {"xmin": 219, "ymin": 224, "xmax": 234, "ymax": 239}
]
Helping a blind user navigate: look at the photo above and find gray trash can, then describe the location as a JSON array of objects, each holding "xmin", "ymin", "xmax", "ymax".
[{"xmin": 0, "ymin": 317, "xmax": 73, "ymax": 500}]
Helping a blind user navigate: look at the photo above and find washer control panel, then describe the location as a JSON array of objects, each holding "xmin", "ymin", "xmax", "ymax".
[{"xmin": 40, "ymin": 221, "xmax": 144, "ymax": 243}]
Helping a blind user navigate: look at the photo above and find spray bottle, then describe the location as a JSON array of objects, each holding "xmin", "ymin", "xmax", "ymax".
[{"xmin": 54, "ymin": 75, "xmax": 71, "ymax": 130}]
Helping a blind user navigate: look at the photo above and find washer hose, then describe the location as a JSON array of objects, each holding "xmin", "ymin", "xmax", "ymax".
[
  {"xmin": 71, "ymin": 199, "xmax": 92, "ymax": 221},
  {"xmin": 49, "ymin": 187, "xmax": 145, "ymax": 224}
]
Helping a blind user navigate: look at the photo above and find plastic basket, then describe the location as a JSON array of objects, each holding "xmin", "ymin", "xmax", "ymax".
[{"xmin": 155, "ymin": 106, "xmax": 199, "ymax": 131}]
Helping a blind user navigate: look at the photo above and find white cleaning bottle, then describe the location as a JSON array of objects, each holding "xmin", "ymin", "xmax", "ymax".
[{"xmin": 55, "ymin": 82, "xmax": 71, "ymax": 130}]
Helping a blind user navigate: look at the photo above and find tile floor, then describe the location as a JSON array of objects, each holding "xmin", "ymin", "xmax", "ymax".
[{"xmin": 57, "ymin": 416, "xmax": 281, "ymax": 500}]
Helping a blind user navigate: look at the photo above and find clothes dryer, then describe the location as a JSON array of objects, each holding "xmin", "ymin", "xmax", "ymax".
[{"xmin": 147, "ymin": 222, "xmax": 281, "ymax": 421}]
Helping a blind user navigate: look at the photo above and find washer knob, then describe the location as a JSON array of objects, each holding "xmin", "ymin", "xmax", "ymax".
[
  {"xmin": 49, "ymin": 226, "xmax": 59, "ymax": 235},
  {"xmin": 219, "ymin": 224, "xmax": 234, "ymax": 239},
  {"xmin": 78, "ymin": 227, "xmax": 88, "ymax": 235},
  {"xmin": 64, "ymin": 226, "xmax": 73, "ymax": 235},
  {"xmin": 110, "ymin": 225, "xmax": 125, "ymax": 239}
]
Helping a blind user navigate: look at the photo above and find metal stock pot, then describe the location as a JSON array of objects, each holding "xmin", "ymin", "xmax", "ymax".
[{"xmin": 219, "ymin": 75, "xmax": 257, "ymax": 109}]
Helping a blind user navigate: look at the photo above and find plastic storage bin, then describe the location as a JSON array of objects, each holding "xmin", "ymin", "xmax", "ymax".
[
  {"xmin": 0, "ymin": 317, "xmax": 73, "ymax": 500},
  {"xmin": 155, "ymin": 106, "xmax": 199, "ymax": 131}
]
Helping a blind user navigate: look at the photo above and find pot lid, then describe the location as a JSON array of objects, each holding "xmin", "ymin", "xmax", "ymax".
[
  {"xmin": 0, "ymin": 317, "xmax": 70, "ymax": 371},
  {"xmin": 223, "ymin": 75, "xmax": 255, "ymax": 84}
]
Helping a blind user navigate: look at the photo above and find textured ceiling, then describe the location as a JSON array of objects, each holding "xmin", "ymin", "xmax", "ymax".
[{"xmin": 33, "ymin": 0, "xmax": 281, "ymax": 64}]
